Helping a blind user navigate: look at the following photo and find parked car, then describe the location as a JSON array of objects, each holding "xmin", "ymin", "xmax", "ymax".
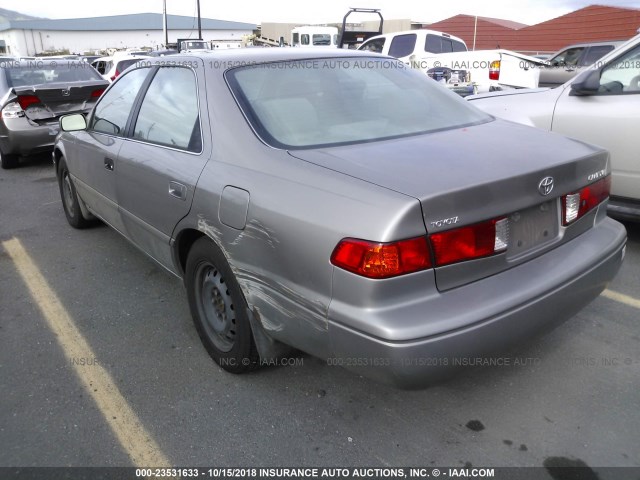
[
  {"xmin": 53, "ymin": 49, "xmax": 625, "ymax": 388},
  {"xmin": 91, "ymin": 55, "xmax": 149, "ymax": 82},
  {"xmin": 539, "ymin": 40, "xmax": 625, "ymax": 87},
  {"xmin": 0, "ymin": 59, "xmax": 108, "ymax": 169},
  {"xmin": 468, "ymin": 34, "xmax": 640, "ymax": 221}
]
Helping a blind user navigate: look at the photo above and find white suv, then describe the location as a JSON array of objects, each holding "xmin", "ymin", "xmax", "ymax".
[{"xmin": 468, "ymin": 34, "xmax": 640, "ymax": 221}]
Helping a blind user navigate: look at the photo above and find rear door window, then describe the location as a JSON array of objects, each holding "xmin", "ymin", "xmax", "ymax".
[
  {"xmin": 388, "ymin": 34, "xmax": 416, "ymax": 58},
  {"xmin": 425, "ymin": 35, "xmax": 452, "ymax": 53},
  {"xmin": 452, "ymin": 39, "xmax": 467, "ymax": 52},
  {"xmin": 132, "ymin": 67, "xmax": 201, "ymax": 152},
  {"xmin": 580, "ymin": 45, "xmax": 615, "ymax": 66}
]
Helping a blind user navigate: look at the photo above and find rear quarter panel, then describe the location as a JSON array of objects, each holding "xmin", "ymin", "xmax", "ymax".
[{"xmin": 175, "ymin": 65, "xmax": 426, "ymax": 358}]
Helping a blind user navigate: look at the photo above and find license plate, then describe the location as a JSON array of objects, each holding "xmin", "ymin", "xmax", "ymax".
[{"xmin": 506, "ymin": 200, "xmax": 558, "ymax": 259}]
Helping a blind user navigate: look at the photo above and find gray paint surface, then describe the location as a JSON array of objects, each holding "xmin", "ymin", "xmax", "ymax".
[{"xmin": 54, "ymin": 49, "xmax": 626, "ymax": 387}]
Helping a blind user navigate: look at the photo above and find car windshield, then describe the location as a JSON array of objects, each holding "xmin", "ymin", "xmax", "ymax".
[
  {"xmin": 227, "ymin": 57, "xmax": 491, "ymax": 149},
  {"xmin": 3, "ymin": 62, "xmax": 104, "ymax": 87}
]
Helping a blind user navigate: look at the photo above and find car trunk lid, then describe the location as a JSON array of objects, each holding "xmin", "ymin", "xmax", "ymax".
[
  {"xmin": 12, "ymin": 82, "xmax": 106, "ymax": 123},
  {"xmin": 289, "ymin": 119, "xmax": 610, "ymax": 290}
]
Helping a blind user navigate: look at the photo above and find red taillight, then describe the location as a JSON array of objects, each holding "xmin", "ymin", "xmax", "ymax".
[
  {"xmin": 562, "ymin": 176, "xmax": 611, "ymax": 226},
  {"xmin": 110, "ymin": 70, "xmax": 119, "ymax": 82},
  {"xmin": 331, "ymin": 237, "xmax": 432, "ymax": 279},
  {"xmin": 489, "ymin": 60, "xmax": 500, "ymax": 80},
  {"xmin": 17, "ymin": 94, "xmax": 41, "ymax": 110},
  {"xmin": 91, "ymin": 88, "xmax": 105, "ymax": 98},
  {"xmin": 430, "ymin": 218, "xmax": 508, "ymax": 267}
]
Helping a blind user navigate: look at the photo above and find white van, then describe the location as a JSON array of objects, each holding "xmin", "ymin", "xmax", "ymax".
[
  {"xmin": 291, "ymin": 26, "xmax": 339, "ymax": 48},
  {"xmin": 358, "ymin": 30, "xmax": 467, "ymax": 62}
]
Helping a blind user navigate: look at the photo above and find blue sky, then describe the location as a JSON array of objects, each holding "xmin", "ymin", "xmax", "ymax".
[{"xmin": 3, "ymin": 0, "xmax": 640, "ymax": 26}]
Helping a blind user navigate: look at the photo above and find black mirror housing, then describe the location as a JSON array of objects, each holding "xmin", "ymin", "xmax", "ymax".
[{"xmin": 569, "ymin": 70, "xmax": 601, "ymax": 96}]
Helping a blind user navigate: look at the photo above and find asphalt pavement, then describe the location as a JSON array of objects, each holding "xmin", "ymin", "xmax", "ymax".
[{"xmin": 1, "ymin": 155, "xmax": 638, "ymax": 476}]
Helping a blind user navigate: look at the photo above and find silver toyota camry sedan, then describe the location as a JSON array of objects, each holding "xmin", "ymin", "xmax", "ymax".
[{"xmin": 53, "ymin": 50, "xmax": 626, "ymax": 388}]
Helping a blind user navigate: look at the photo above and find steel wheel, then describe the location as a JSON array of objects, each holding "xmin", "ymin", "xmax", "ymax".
[
  {"xmin": 185, "ymin": 237, "xmax": 259, "ymax": 373},
  {"xmin": 195, "ymin": 263, "xmax": 236, "ymax": 353},
  {"xmin": 62, "ymin": 170, "xmax": 77, "ymax": 219},
  {"xmin": 57, "ymin": 157, "xmax": 93, "ymax": 229}
]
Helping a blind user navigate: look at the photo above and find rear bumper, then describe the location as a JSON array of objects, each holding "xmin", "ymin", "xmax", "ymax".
[
  {"xmin": 0, "ymin": 118, "xmax": 60, "ymax": 156},
  {"xmin": 328, "ymin": 216, "xmax": 626, "ymax": 388}
]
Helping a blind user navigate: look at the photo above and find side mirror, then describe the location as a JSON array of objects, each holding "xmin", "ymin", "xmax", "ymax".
[
  {"xmin": 569, "ymin": 69, "xmax": 601, "ymax": 96},
  {"xmin": 60, "ymin": 113, "xmax": 87, "ymax": 132}
]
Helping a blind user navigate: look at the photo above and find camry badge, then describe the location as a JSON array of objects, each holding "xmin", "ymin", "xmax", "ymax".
[{"xmin": 538, "ymin": 176, "xmax": 554, "ymax": 196}]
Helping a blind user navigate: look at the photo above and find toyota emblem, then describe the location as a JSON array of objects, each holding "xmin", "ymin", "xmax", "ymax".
[{"xmin": 538, "ymin": 176, "xmax": 554, "ymax": 196}]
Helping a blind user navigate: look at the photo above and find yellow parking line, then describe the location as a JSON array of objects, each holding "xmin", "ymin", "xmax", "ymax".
[
  {"xmin": 3, "ymin": 238, "xmax": 170, "ymax": 467},
  {"xmin": 602, "ymin": 289, "xmax": 640, "ymax": 310}
]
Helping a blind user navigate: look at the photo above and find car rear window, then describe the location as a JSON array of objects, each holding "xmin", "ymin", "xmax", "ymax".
[
  {"xmin": 3, "ymin": 62, "xmax": 104, "ymax": 87},
  {"xmin": 226, "ymin": 57, "xmax": 491, "ymax": 149}
]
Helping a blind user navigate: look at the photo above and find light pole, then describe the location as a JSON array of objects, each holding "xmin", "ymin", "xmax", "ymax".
[
  {"xmin": 197, "ymin": 0, "xmax": 202, "ymax": 39},
  {"xmin": 163, "ymin": 0, "xmax": 168, "ymax": 48}
]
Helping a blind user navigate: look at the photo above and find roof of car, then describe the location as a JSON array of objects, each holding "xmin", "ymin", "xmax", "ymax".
[
  {"xmin": 555, "ymin": 40, "xmax": 626, "ymax": 50},
  {"xmin": 147, "ymin": 48, "xmax": 389, "ymax": 66},
  {"xmin": 0, "ymin": 59, "xmax": 88, "ymax": 67}
]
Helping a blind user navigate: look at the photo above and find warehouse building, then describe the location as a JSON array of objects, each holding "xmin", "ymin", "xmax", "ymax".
[{"xmin": 0, "ymin": 13, "xmax": 256, "ymax": 56}]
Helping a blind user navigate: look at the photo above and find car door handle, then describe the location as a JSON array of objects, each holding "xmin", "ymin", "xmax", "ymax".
[
  {"xmin": 104, "ymin": 158, "xmax": 114, "ymax": 171},
  {"xmin": 169, "ymin": 181, "xmax": 187, "ymax": 201}
]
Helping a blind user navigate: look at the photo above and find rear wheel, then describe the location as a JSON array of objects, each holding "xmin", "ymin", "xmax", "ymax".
[
  {"xmin": 57, "ymin": 157, "xmax": 93, "ymax": 229},
  {"xmin": 0, "ymin": 151, "xmax": 19, "ymax": 169},
  {"xmin": 185, "ymin": 237, "xmax": 259, "ymax": 373}
]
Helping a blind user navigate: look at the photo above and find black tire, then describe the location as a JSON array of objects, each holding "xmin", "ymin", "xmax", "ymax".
[
  {"xmin": 57, "ymin": 157, "xmax": 93, "ymax": 229},
  {"xmin": 0, "ymin": 151, "xmax": 19, "ymax": 169},
  {"xmin": 185, "ymin": 237, "xmax": 259, "ymax": 373}
]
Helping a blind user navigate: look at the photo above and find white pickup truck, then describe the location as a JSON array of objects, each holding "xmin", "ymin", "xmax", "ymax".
[
  {"xmin": 415, "ymin": 50, "xmax": 546, "ymax": 94},
  {"xmin": 357, "ymin": 31, "xmax": 545, "ymax": 94}
]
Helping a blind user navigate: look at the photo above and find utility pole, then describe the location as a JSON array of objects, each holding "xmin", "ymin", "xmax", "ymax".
[
  {"xmin": 473, "ymin": 15, "xmax": 477, "ymax": 51},
  {"xmin": 163, "ymin": 0, "xmax": 168, "ymax": 48},
  {"xmin": 197, "ymin": 0, "xmax": 202, "ymax": 39}
]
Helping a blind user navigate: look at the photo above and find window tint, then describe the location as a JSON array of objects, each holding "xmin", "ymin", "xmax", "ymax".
[
  {"xmin": 600, "ymin": 45, "xmax": 640, "ymax": 94},
  {"xmin": 301, "ymin": 34, "xmax": 310, "ymax": 46},
  {"xmin": 359, "ymin": 38, "xmax": 385, "ymax": 53},
  {"xmin": 90, "ymin": 67, "xmax": 149, "ymax": 135},
  {"xmin": 388, "ymin": 34, "xmax": 416, "ymax": 58},
  {"xmin": 227, "ymin": 58, "xmax": 490, "ymax": 149},
  {"xmin": 133, "ymin": 67, "xmax": 201, "ymax": 152},
  {"xmin": 452, "ymin": 39, "xmax": 467, "ymax": 52},
  {"xmin": 425, "ymin": 35, "xmax": 453, "ymax": 54},
  {"xmin": 292, "ymin": 32, "xmax": 299, "ymax": 46},
  {"xmin": 580, "ymin": 45, "xmax": 615, "ymax": 66}
]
